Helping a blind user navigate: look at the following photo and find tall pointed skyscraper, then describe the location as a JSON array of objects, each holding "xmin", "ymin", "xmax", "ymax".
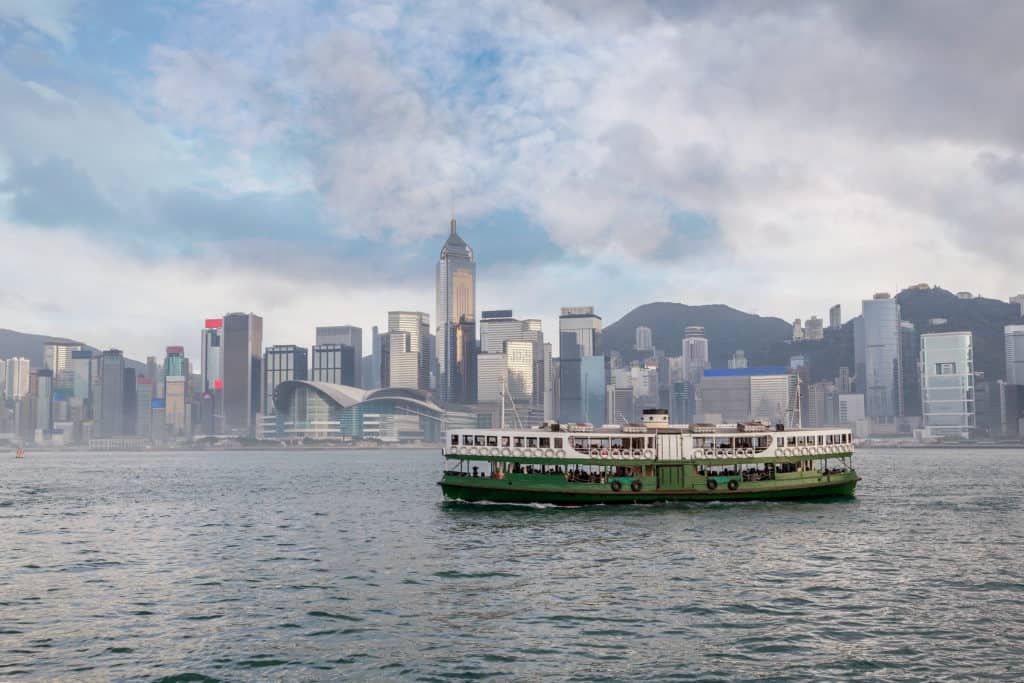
[{"xmin": 436, "ymin": 218, "xmax": 476, "ymax": 403}]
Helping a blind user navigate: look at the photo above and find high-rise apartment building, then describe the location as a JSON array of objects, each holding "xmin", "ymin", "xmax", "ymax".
[
  {"xmin": 222, "ymin": 312, "xmax": 263, "ymax": 434},
  {"xmin": 387, "ymin": 311, "xmax": 430, "ymax": 390},
  {"xmin": 263, "ymin": 345, "xmax": 309, "ymax": 414},
  {"xmin": 315, "ymin": 326, "xmax": 362, "ymax": 387},
  {"xmin": 43, "ymin": 342, "xmax": 81, "ymax": 374},
  {"xmin": 857, "ymin": 293, "xmax": 903, "ymax": 420},
  {"xmin": 792, "ymin": 319, "xmax": 804, "ymax": 341},
  {"xmin": 1005, "ymin": 325, "xmax": 1024, "ymax": 385},
  {"xmin": 98, "ymin": 349, "xmax": 126, "ymax": 437},
  {"xmin": 0, "ymin": 359, "xmax": 5, "ymax": 399},
  {"xmin": 436, "ymin": 218, "xmax": 476, "ymax": 403},
  {"xmin": 920, "ymin": 331, "xmax": 975, "ymax": 439},
  {"xmin": 634, "ymin": 326, "xmax": 653, "ymax": 352},
  {"xmin": 829, "ymin": 304, "xmax": 842, "ymax": 329}
]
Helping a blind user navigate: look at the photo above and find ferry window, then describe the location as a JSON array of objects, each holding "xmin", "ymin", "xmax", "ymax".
[
  {"xmin": 527, "ymin": 437, "xmax": 538, "ymax": 447},
  {"xmin": 501, "ymin": 436, "xmax": 510, "ymax": 447},
  {"xmin": 788, "ymin": 437, "xmax": 796, "ymax": 446},
  {"xmin": 463, "ymin": 435, "xmax": 473, "ymax": 445},
  {"xmin": 647, "ymin": 437, "xmax": 655, "ymax": 448},
  {"xmin": 475, "ymin": 435, "xmax": 486, "ymax": 446},
  {"xmin": 817, "ymin": 435, "xmax": 824, "ymax": 445},
  {"xmin": 554, "ymin": 438, "xmax": 563, "ymax": 448},
  {"xmin": 539, "ymin": 437, "xmax": 551, "ymax": 448},
  {"xmin": 514, "ymin": 437, "xmax": 524, "ymax": 447},
  {"xmin": 451, "ymin": 434, "xmax": 459, "ymax": 446},
  {"xmin": 632, "ymin": 438, "xmax": 643, "ymax": 449},
  {"xmin": 487, "ymin": 436, "xmax": 498, "ymax": 447},
  {"xmin": 611, "ymin": 438, "xmax": 625, "ymax": 449},
  {"xmin": 573, "ymin": 438, "xmax": 585, "ymax": 450}
]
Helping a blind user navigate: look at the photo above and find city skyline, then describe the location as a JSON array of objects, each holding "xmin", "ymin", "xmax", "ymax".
[{"xmin": 3, "ymin": 3, "xmax": 1024, "ymax": 361}]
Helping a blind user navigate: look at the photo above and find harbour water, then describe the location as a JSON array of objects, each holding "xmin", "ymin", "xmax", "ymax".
[{"xmin": 1, "ymin": 448, "xmax": 1022, "ymax": 681}]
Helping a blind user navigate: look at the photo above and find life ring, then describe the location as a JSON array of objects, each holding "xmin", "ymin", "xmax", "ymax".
[
  {"xmin": 524, "ymin": 449, "xmax": 534, "ymax": 458},
  {"xmin": 707, "ymin": 478, "xmax": 718, "ymax": 490},
  {"xmin": 556, "ymin": 450, "xmax": 566, "ymax": 458},
  {"xmin": 725, "ymin": 449, "xmax": 735, "ymax": 457},
  {"xmin": 693, "ymin": 448, "xmax": 703, "ymax": 457},
  {"xmin": 727, "ymin": 480, "xmax": 739, "ymax": 491},
  {"xmin": 545, "ymin": 449, "xmax": 554, "ymax": 458},
  {"xmin": 610, "ymin": 480, "xmax": 622, "ymax": 492},
  {"xmin": 600, "ymin": 449, "xmax": 609, "ymax": 458},
  {"xmin": 611, "ymin": 449, "xmax": 621, "ymax": 457},
  {"xmin": 490, "ymin": 448, "xmax": 498, "ymax": 456},
  {"xmin": 501, "ymin": 448, "xmax": 510, "ymax": 457},
  {"xmin": 633, "ymin": 449, "xmax": 643, "ymax": 457},
  {"xmin": 643, "ymin": 449, "xmax": 654, "ymax": 458},
  {"xmin": 630, "ymin": 479, "xmax": 643, "ymax": 492},
  {"xmin": 512, "ymin": 448, "xmax": 522, "ymax": 457},
  {"xmin": 590, "ymin": 448, "xmax": 600, "ymax": 457},
  {"xmin": 745, "ymin": 448, "xmax": 754, "ymax": 456}
]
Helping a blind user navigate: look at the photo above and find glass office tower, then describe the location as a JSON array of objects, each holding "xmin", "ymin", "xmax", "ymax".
[
  {"xmin": 436, "ymin": 218, "xmax": 476, "ymax": 403},
  {"xmin": 920, "ymin": 331, "xmax": 975, "ymax": 439}
]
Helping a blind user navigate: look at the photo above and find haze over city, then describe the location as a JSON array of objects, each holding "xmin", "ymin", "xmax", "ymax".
[{"xmin": 3, "ymin": 2, "xmax": 1024, "ymax": 361}]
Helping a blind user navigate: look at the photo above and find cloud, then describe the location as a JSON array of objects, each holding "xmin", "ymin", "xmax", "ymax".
[
  {"xmin": 4, "ymin": 0, "xmax": 1024, "ymax": 357},
  {"xmin": 0, "ymin": 155, "xmax": 119, "ymax": 227},
  {"xmin": 0, "ymin": 0, "xmax": 78, "ymax": 47}
]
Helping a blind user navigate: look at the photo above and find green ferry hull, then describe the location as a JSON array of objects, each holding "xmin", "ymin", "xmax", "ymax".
[{"xmin": 440, "ymin": 472, "xmax": 859, "ymax": 506}]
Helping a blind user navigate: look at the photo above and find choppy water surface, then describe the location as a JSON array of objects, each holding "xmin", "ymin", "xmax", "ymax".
[{"xmin": 1, "ymin": 448, "xmax": 1022, "ymax": 681}]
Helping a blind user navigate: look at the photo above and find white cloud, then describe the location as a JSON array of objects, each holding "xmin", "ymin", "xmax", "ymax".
[{"xmin": 0, "ymin": 0, "xmax": 77, "ymax": 47}]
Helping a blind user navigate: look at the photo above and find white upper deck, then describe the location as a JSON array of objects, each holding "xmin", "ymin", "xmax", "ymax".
[{"xmin": 444, "ymin": 420, "xmax": 854, "ymax": 461}]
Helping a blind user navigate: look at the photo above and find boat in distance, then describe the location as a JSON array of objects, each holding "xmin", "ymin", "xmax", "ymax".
[{"xmin": 439, "ymin": 409, "xmax": 859, "ymax": 505}]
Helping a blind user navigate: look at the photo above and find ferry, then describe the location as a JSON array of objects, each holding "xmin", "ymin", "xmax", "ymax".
[{"xmin": 439, "ymin": 409, "xmax": 859, "ymax": 505}]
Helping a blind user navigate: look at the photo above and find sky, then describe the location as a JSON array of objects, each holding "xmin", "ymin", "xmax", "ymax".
[{"xmin": 2, "ymin": 0, "xmax": 1023, "ymax": 361}]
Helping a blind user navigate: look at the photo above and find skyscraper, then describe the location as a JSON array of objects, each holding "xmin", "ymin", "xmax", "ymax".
[
  {"xmin": 4, "ymin": 357, "xmax": 30, "ymax": 399},
  {"xmin": 1006, "ymin": 325, "xmax": 1024, "ymax": 385},
  {"xmin": 1011, "ymin": 294, "xmax": 1024, "ymax": 317},
  {"xmin": 0, "ymin": 359, "xmax": 5, "ymax": 399},
  {"xmin": 681, "ymin": 326, "xmax": 709, "ymax": 386},
  {"xmin": 201, "ymin": 319, "xmax": 223, "ymax": 392},
  {"xmin": 222, "ymin": 312, "xmax": 263, "ymax": 434},
  {"xmin": 35, "ymin": 369, "xmax": 53, "ymax": 435},
  {"xmin": 558, "ymin": 307, "xmax": 604, "ymax": 425},
  {"xmin": 164, "ymin": 346, "xmax": 188, "ymax": 393},
  {"xmin": 311, "ymin": 344, "xmax": 355, "ymax": 386},
  {"xmin": 829, "ymin": 304, "xmax": 842, "ymax": 329},
  {"xmin": 436, "ymin": 218, "xmax": 476, "ymax": 403},
  {"xmin": 43, "ymin": 342, "xmax": 81, "ymax": 373},
  {"xmin": 315, "ymin": 326, "xmax": 363, "ymax": 387},
  {"xmin": 920, "ymin": 331, "xmax": 975, "ymax": 439},
  {"xmin": 858, "ymin": 293, "xmax": 903, "ymax": 420},
  {"xmin": 263, "ymin": 345, "xmax": 309, "ymax": 414},
  {"xmin": 98, "ymin": 349, "xmax": 125, "ymax": 437},
  {"xmin": 136, "ymin": 377, "xmax": 153, "ymax": 437},
  {"xmin": 387, "ymin": 311, "xmax": 430, "ymax": 390},
  {"xmin": 804, "ymin": 316, "xmax": 824, "ymax": 341}
]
